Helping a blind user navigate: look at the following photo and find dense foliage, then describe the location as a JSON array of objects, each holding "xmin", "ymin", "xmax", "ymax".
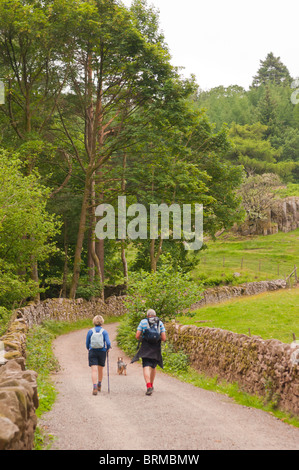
[{"xmin": 196, "ymin": 53, "xmax": 299, "ymax": 181}]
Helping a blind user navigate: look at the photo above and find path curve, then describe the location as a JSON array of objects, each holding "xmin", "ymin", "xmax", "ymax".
[{"xmin": 40, "ymin": 323, "xmax": 299, "ymax": 450}]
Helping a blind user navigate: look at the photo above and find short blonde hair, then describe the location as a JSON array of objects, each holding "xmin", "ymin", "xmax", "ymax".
[{"xmin": 93, "ymin": 315, "xmax": 104, "ymax": 326}]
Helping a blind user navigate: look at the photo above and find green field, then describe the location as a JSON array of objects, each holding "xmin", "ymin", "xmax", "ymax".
[
  {"xmin": 178, "ymin": 288, "xmax": 299, "ymax": 344},
  {"xmin": 191, "ymin": 228, "xmax": 299, "ymax": 287}
]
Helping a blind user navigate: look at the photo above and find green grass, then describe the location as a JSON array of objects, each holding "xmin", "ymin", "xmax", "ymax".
[
  {"xmin": 277, "ymin": 183, "xmax": 299, "ymax": 198},
  {"xmin": 178, "ymin": 288, "xmax": 299, "ymax": 344},
  {"xmin": 191, "ymin": 228, "xmax": 299, "ymax": 287}
]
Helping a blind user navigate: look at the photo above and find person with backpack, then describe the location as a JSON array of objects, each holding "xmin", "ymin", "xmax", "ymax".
[
  {"xmin": 131, "ymin": 309, "xmax": 166, "ymax": 396},
  {"xmin": 86, "ymin": 315, "xmax": 112, "ymax": 395}
]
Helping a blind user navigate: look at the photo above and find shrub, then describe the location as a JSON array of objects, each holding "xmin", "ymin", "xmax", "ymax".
[
  {"xmin": 125, "ymin": 254, "xmax": 201, "ymax": 326},
  {"xmin": 117, "ymin": 254, "xmax": 201, "ymax": 368}
]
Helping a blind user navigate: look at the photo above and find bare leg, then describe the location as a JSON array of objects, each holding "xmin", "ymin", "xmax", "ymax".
[
  {"xmin": 98, "ymin": 366, "xmax": 103, "ymax": 384},
  {"xmin": 150, "ymin": 368, "xmax": 156, "ymax": 387},
  {"xmin": 91, "ymin": 365, "xmax": 98, "ymax": 385},
  {"xmin": 143, "ymin": 366, "xmax": 152, "ymax": 385}
]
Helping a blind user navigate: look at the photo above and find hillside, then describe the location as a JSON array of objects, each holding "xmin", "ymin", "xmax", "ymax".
[
  {"xmin": 179, "ymin": 288, "xmax": 299, "ymax": 344},
  {"xmin": 192, "ymin": 228, "xmax": 299, "ymax": 287}
]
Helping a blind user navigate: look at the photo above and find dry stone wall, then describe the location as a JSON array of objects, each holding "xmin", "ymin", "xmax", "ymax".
[
  {"xmin": 190, "ymin": 279, "xmax": 286, "ymax": 310},
  {"xmin": 12, "ymin": 296, "xmax": 126, "ymax": 329},
  {"xmin": 167, "ymin": 322, "xmax": 299, "ymax": 416},
  {"xmin": 0, "ymin": 358, "xmax": 38, "ymax": 450},
  {"xmin": 0, "ymin": 312, "xmax": 39, "ymax": 450}
]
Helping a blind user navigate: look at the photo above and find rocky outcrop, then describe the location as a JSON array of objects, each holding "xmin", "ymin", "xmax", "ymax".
[
  {"xmin": 167, "ymin": 322, "xmax": 299, "ymax": 416},
  {"xmin": 271, "ymin": 197, "xmax": 299, "ymax": 233},
  {"xmin": 235, "ymin": 196, "xmax": 299, "ymax": 236},
  {"xmin": 190, "ymin": 279, "xmax": 286, "ymax": 310}
]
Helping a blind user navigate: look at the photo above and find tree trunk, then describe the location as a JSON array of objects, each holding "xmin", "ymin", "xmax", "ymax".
[
  {"xmin": 121, "ymin": 240, "xmax": 128, "ymax": 280},
  {"xmin": 87, "ymin": 177, "xmax": 95, "ymax": 284},
  {"xmin": 150, "ymin": 237, "xmax": 163, "ymax": 272},
  {"xmin": 61, "ymin": 219, "xmax": 68, "ymax": 298},
  {"xmin": 95, "ymin": 238, "xmax": 105, "ymax": 283},
  {"xmin": 62, "ymin": 243, "xmax": 68, "ymax": 298},
  {"xmin": 121, "ymin": 153, "xmax": 128, "ymax": 282},
  {"xmin": 30, "ymin": 256, "xmax": 40, "ymax": 302},
  {"xmin": 69, "ymin": 169, "xmax": 92, "ymax": 299}
]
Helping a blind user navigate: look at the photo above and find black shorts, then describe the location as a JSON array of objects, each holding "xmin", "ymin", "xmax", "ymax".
[
  {"xmin": 142, "ymin": 358, "xmax": 159, "ymax": 369},
  {"xmin": 88, "ymin": 349, "xmax": 106, "ymax": 367}
]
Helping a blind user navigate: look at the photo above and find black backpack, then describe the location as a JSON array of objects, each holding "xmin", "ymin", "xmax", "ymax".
[{"xmin": 143, "ymin": 317, "xmax": 161, "ymax": 344}]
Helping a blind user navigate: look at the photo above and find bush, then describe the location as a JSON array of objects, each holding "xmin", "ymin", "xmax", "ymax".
[
  {"xmin": 75, "ymin": 275, "xmax": 103, "ymax": 300},
  {"xmin": 162, "ymin": 342, "xmax": 189, "ymax": 374},
  {"xmin": 0, "ymin": 265, "xmax": 42, "ymax": 309},
  {"xmin": 117, "ymin": 254, "xmax": 201, "ymax": 369},
  {"xmin": 125, "ymin": 254, "xmax": 201, "ymax": 326}
]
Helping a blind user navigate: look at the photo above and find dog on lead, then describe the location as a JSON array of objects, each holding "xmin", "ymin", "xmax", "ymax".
[{"xmin": 117, "ymin": 357, "xmax": 127, "ymax": 375}]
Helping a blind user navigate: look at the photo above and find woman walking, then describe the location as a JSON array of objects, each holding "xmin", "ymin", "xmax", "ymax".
[{"xmin": 86, "ymin": 315, "xmax": 112, "ymax": 395}]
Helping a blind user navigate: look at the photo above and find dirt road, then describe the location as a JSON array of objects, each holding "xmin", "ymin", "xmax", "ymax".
[{"xmin": 40, "ymin": 323, "xmax": 299, "ymax": 450}]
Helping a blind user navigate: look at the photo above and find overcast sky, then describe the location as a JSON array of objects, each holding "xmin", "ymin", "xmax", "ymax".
[{"xmin": 122, "ymin": 0, "xmax": 299, "ymax": 90}]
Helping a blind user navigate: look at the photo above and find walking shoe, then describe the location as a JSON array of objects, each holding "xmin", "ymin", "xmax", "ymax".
[
  {"xmin": 93, "ymin": 386, "xmax": 98, "ymax": 395},
  {"xmin": 97, "ymin": 384, "xmax": 101, "ymax": 392},
  {"xmin": 145, "ymin": 387, "xmax": 153, "ymax": 396}
]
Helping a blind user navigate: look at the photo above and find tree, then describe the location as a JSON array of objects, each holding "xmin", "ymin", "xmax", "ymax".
[
  {"xmin": 255, "ymin": 85, "xmax": 278, "ymax": 137},
  {"xmin": 0, "ymin": 0, "xmax": 75, "ymax": 290},
  {"xmin": 54, "ymin": 0, "xmax": 185, "ymax": 298},
  {"xmin": 196, "ymin": 85, "xmax": 254, "ymax": 130},
  {"xmin": 252, "ymin": 52, "xmax": 292, "ymax": 87},
  {"xmin": 227, "ymin": 123, "xmax": 282, "ymax": 175},
  {"xmin": 238, "ymin": 173, "xmax": 282, "ymax": 223},
  {"xmin": 120, "ymin": 101, "xmax": 244, "ymax": 272}
]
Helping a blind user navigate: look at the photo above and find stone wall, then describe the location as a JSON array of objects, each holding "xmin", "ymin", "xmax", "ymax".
[
  {"xmin": 0, "ymin": 315, "xmax": 39, "ymax": 450},
  {"xmin": 167, "ymin": 322, "xmax": 299, "ymax": 416},
  {"xmin": 190, "ymin": 279, "xmax": 286, "ymax": 311},
  {"xmin": 0, "ymin": 296, "xmax": 126, "ymax": 450},
  {"xmin": 0, "ymin": 358, "xmax": 38, "ymax": 450},
  {"xmin": 11, "ymin": 296, "xmax": 126, "ymax": 329}
]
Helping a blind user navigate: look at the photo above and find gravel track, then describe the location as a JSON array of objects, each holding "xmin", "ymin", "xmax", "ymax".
[{"xmin": 39, "ymin": 323, "xmax": 299, "ymax": 450}]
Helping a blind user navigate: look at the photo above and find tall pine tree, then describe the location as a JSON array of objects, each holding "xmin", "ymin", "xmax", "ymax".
[{"xmin": 252, "ymin": 52, "xmax": 292, "ymax": 87}]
